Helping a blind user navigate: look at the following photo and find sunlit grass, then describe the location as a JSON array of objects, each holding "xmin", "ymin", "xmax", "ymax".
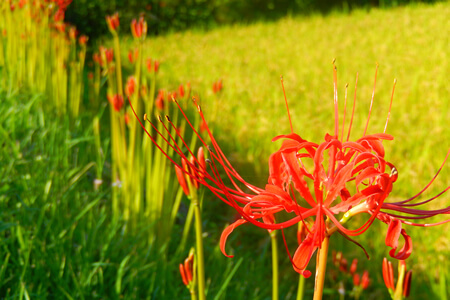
[
  {"xmin": 133, "ymin": 2, "xmax": 449, "ymax": 298},
  {"xmin": 1, "ymin": 2, "xmax": 448, "ymax": 298}
]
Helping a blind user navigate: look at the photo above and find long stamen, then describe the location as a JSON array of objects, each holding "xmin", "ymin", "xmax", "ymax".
[
  {"xmin": 384, "ymin": 79, "xmax": 397, "ymax": 133},
  {"xmin": 363, "ymin": 64, "xmax": 378, "ymax": 136},
  {"xmin": 332, "ymin": 60, "xmax": 339, "ymax": 138},
  {"xmin": 341, "ymin": 83, "xmax": 349, "ymax": 143},
  {"xmin": 280, "ymin": 75, "xmax": 293, "ymax": 133},
  {"xmin": 346, "ymin": 73, "xmax": 358, "ymax": 142},
  {"xmin": 394, "ymin": 149, "xmax": 449, "ymax": 204}
]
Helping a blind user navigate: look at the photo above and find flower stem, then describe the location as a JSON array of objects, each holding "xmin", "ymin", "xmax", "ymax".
[
  {"xmin": 313, "ymin": 235, "xmax": 330, "ymax": 300},
  {"xmin": 296, "ymin": 271, "xmax": 305, "ymax": 300},
  {"xmin": 192, "ymin": 194, "xmax": 206, "ymax": 300},
  {"xmin": 270, "ymin": 230, "xmax": 279, "ymax": 300}
]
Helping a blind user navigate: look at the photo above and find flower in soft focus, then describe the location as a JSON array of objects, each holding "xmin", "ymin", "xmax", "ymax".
[
  {"xmin": 124, "ymin": 112, "xmax": 130, "ymax": 125},
  {"xmin": 88, "ymin": 72, "xmax": 94, "ymax": 80},
  {"xmin": 107, "ymin": 94, "xmax": 124, "ymax": 112},
  {"xmin": 360, "ymin": 270, "xmax": 370, "ymax": 289},
  {"xmin": 212, "ymin": 79, "xmax": 223, "ymax": 94},
  {"xmin": 179, "ymin": 249, "xmax": 195, "ymax": 289},
  {"xmin": 131, "ymin": 16, "xmax": 147, "ymax": 39},
  {"xmin": 131, "ymin": 66, "xmax": 450, "ymax": 278},
  {"xmin": 99, "ymin": 47, "xmax": 114, "ymax": 65},
  {"xmin": 53, "ymin": 9, "xmax": 64, "ymax": 22},
  {"xmin": 350, "ymin": 258, "xmax": 358, "ymax": 275},
  {"xmin": 128, "ymin": 48, "xmax": 139, "ymax": 64},
  {"xmin": 78, "ymin": 35, "xmax": 88, "ymax": 46},
  {"xmin": 146, "ymin": 58, "xmax": 160, "ymax": 73},
  {"xmin": 126, "ymin": 76, "xmax": 136, "ymax": 98},
  {"xmin": 382, "ymin": 258, "xmax": 412, "ymax": 299},
  {"xmin": 19, "ymin": 0, "xmax": 27, "ymax": 9},
  {"xmin": 68, "ymin": 26, "xmax": 77, "ymax": 40},
  {"xmin": 93, "ymin": 52, "xmax": 102, "ymax": 66},
  {"xmin": 106, "ymin": 12, "xmax": 119, "ymax": 33},
  {"xmin": 178, "ymin": 84, "xmax": 185, "ymax": 98},
  {"xmin": 155, "ymin": 90, "xmax": 165, "ymax": 110}
]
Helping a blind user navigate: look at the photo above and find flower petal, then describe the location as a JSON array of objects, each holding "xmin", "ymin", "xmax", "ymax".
[
  {"xmin": 220, "ymin": 219, "xmax": 247, "ymax": 258},
  {"xmin": 386, "ymin": 220, "xmax": 413, "ymax": 260}
]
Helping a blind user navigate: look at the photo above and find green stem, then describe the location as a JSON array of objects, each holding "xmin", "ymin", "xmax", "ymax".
[
  {"xmin": 313, "ymin": 235, "xmax": 330, "ymax": 300},
  {"xmin": 393, "ymin": 262, "xmax": 405, "ymax": 300},
  {"xmin": 192, "ymin": 193, "xmax": 206, "ymax": 300},
  {"xmin": 270, "ymin": 230, "xmax": 279, "ymax": 300},
  {"xmin": 296, "ymin": 272, "xmax": 305, "ymax": 300}
]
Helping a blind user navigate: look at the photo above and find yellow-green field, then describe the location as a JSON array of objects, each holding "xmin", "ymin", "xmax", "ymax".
[{"xmin": 1, "ymin": 1, "xmax": 449, "ymax": 298}]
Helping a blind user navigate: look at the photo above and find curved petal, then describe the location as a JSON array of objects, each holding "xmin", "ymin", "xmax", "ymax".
[
  {"xmin": 220, "ymin": 219, "xmax": 247, "ymax": 258},
  {"xmin": 388, "ymin": 229, "xmax": 413, "ymax": 260},
  {"xmin": 385, "ymin": 218, "xmax": 402, "ymax": 251},
  {"xmin": 292, "ymin": 236, "xmax": 316, "ymax": 278}
]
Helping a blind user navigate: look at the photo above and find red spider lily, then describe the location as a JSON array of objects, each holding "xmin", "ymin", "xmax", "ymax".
[
  {"xmin": 350, "ymin": 258, "xmax": 358, "ymax": 274},
  {"xmin": 179, "ymin": 84, "xmax": 185, "ymax": 98},
  {"xmin": 179, "ymin": 251, "xmax": 195, "ymax": 287},
  {"xmin": 360, "ymin": 270, "xmax": 370, "ymax": 289},
  {"xmin": 131, "ymin": 17, "xmax": 147, "ymax": 39},
  {"xmin": 146, "ymin": 58, "xmax": 160, "ymax": 73},
  {"xmin": 155, "ymin": 90, "xmax": 165, "ymax": 110},
  {"xmin": 78, "ymin": 35, "xmax": 88, "ymax": 46},
  {"xmin": 106, "ymin": 12, "xmax": 119, "ymax": 33},
  {"xmin": 128, "ymin": 48, "xmax": 139, "ymax": 64},
  {"xmin": 99, "ymin": 47, "xmax": 114, "ymax": 65},
  {"xmin": 130, "ymin": 66, "xmax": 449, "ymax": 278},
  {"xmin": 19, "ymin": 0, "xmax": 27, "ymax": 9},
  {"xmin": 352, "ymin": 270, "xmax": 370, "ymax": 289},
  {"xmin": 107, "ymin": 94, "xmax": 124, "ymax": 112},
  {"xmin": 126, "ymin": 76, "xmax": 136, "ymax": 97},
  {"xmin": 92, "ymin": 52, "xmax": 102, "ymax": 66},
  {"xmin": 68, "ymin": 26, "xmax": 77, "ymax": 40},
  {"xmin": 382, "ymin": 258, "xmax": 412, "ymax": 298},
  {"xmin": 53, "ymin": 8, "xmax": 64, "ymax": 22},
  {"xmin": 212, "ymin": 79, "xmax": 223, "ymax": 94}
]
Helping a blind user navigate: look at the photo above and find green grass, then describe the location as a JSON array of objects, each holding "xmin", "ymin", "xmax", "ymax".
[
  {"xmin": 1, "ymin": 2, "xmax": 449, "ymax": 299},
  {"xmin": 134, "ymin": 2, "xmax": 449, "ymax": 298}
]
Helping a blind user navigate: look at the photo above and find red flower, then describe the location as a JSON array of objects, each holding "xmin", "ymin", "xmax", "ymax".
[
  {"xmin": 107, "ymin": 94, "xmax": 123, "ymax": 112},
  {"xmin": 382, "ymin": 258, "xmax": 412, "ymax": 297},
  {"xmin": 78, "ymin": 35, "xmax": 88, "ymax": 46},
  {"xmin": 131, "ymin": 16, "xmax": 147, "ymax": 39},
  {"xmin": 106, "ymin": 12, "xmax": 119, "ymax": 33},
  {"xmin": 128, "ymin": 48, "xmax": 139, "ymax": 64},
  {"xmin": 99, "ymin": 47, "xmax": 114, "ymax": 65},
  {"xmin": 53, "ymin": 8, "xmax": 64, "ymax": 22},
  {"xmin": 179, "ymin": 251, "xmax": 194, "ymax": 287},
  {"xmin": 212, "ymin": 79, "xmax": 223, "ymax": 94},
  {"xmin": 126, "ymin": 76, "xmax": 136, "ymax": 97},
  {"xmin": 146, "ymin": 58, "xmax": 160, "ymax": 73},
  {"xmin": 130, "ymin": 67, "xmax": 449, "ymax": 278},
  {"xmin": 178, "ymin": 84, "xmax": 185, "ymax": 98}
]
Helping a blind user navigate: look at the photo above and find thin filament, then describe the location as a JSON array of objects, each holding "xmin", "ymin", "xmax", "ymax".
[{"xmin": 280, "ymin": 76, "xmax": 294, "ymax": 133}]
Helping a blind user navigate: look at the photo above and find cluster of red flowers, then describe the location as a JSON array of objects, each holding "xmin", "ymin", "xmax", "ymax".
[
  {"xmin": 332, "ymin": 251, "xmax": 370, "ymax": 291},
  {"xmin": 154, "ymin": 84, "xmax": 188, "ymax": 110},
  {"xmin": 132, "ymin": 67, "xmax": 449, "ymax": 277},
  {"xmin": 146, "ymin": 58, "xmax": 160, "ymax": 73}
]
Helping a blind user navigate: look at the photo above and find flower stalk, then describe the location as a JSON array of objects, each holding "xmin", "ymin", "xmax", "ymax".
[{"xmin": 313, "ymin": 234, "xmax": 330, "ymax": 300}]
